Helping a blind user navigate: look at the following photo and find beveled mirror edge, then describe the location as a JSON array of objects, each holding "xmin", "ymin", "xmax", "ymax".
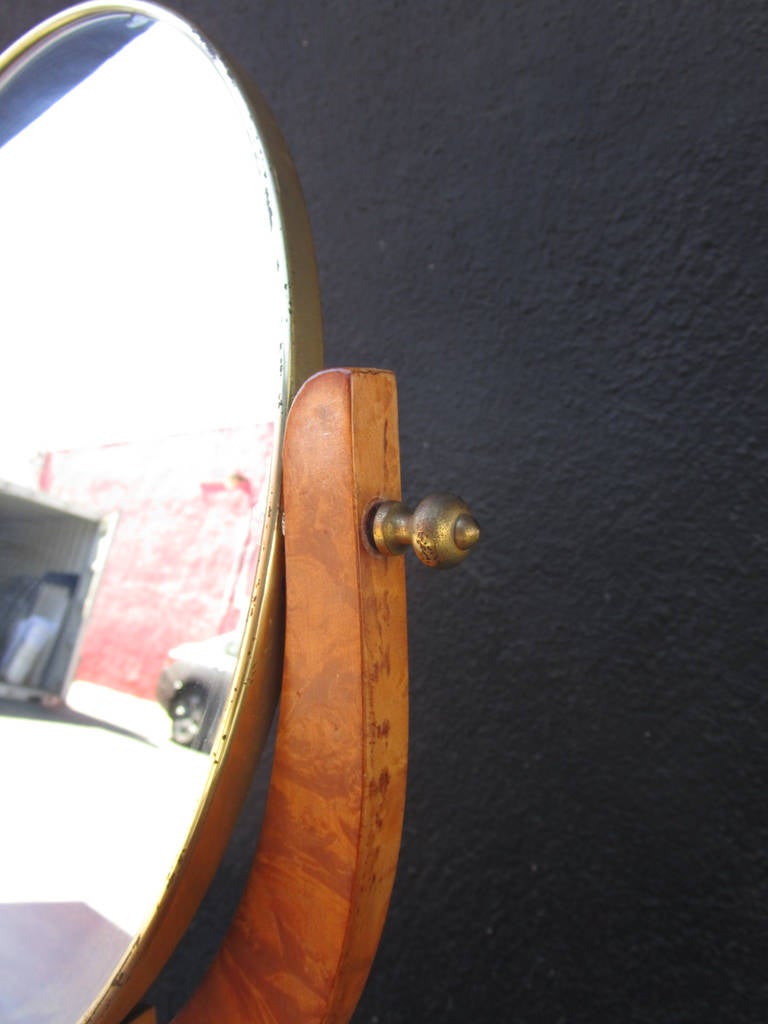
[{"xmin": 0, "ymin": 3, "xmax": 323, "ymax": 1022}]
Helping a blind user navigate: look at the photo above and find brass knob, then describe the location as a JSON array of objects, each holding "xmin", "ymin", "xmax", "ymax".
[{"xmin": 368, "ymin": 494, "xmax": 480, "ymax": 569}]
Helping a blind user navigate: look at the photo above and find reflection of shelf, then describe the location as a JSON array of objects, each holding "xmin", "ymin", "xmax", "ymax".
[{"xmin": 0, "ymin": 482, "xmax": 113, "ymax": 704}]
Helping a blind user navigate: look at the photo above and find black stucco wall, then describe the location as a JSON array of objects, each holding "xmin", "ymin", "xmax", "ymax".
[{"xmin": 3, "ymin": 3, "xmax": 766, "ymax": 1022}]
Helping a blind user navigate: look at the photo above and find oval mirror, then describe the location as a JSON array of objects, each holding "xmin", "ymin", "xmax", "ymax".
[{"xmin": 0, "ymin": 3, "xmax": 322, "ymax": 1021}]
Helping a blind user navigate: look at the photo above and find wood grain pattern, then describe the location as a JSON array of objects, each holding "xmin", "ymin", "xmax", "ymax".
[{"xmin": 174, "ymin": 368, "xmax": 408, "ymax": 1024}]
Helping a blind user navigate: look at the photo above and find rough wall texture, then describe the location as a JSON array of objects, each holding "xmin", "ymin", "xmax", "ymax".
[{"xmin": 2, "ymin": 2, "xmax": 766, "ymax": 1022}]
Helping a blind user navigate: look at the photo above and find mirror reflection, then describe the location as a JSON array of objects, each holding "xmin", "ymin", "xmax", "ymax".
[{"xmin": 0, "ymin": 8, "xmax": 293, "ymax": 1021}]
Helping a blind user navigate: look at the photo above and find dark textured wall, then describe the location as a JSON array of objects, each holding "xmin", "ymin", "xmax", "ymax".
[{"xmin": 3, "ymin": 3, "xmax": 767, "ymax": 1022}]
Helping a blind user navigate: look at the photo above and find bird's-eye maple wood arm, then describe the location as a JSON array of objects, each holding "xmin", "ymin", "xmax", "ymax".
[{"xmin": 173, "ymin": 367, "xmax": 409, "ymax": 1024}]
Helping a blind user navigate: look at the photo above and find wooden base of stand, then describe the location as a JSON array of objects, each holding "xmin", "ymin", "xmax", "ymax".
[{"xmin": 173, "ymin": 368, "xmax": 409, "ymax": 1023}]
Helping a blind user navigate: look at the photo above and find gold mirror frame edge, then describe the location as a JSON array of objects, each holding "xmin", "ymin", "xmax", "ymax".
[{"xmin": 0, "ymin": 4, "xmax": 323, "ymax": 1022}]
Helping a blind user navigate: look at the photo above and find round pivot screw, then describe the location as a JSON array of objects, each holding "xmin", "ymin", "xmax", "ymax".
[{"xmin": 369, "ymin": 493, "xmax": 480, "ymax": 569}]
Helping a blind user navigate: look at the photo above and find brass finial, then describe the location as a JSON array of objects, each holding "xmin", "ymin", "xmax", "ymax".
[{"xmin": 368, "ymin": 494, "xmax": 480, "ymax": 569}]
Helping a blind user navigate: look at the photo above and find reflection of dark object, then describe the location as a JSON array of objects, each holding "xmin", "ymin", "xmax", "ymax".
[
  {"xmin": 156, "ymin": 634, "xmax": 240, "ymax": 753},
  {"xmin": 0, "ymin": 573, "xmax": 78, "ymax": 691},
  {"xmin": 169, "ymin": 682, "xmax": 208, "ymax": 748},
  {"xmin": 0, "ymin": 13, "xmax": 151, "ymax": 149}
]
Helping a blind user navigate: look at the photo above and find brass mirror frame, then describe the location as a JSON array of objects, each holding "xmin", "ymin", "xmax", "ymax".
[{"xmin": 0, "ymin": 3, "xmax": 322, "ymax": 1020}]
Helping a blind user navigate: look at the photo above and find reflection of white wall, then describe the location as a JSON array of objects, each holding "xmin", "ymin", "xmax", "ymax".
[
  {"xmin": 0, "ymin": 707, "xmax": 210, "ymax": 931},
  {"xmin": 0, "ymin": 20, "xmax": 287, "ymax": 469}
]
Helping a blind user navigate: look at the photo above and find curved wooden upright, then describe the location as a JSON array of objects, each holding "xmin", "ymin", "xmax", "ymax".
[{"xmin": 174, "ymin": 368, "xmax": 409, "ymax": 1024}]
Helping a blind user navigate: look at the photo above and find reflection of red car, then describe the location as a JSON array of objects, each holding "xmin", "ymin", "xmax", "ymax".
[{"xmin": 156, "ymin": 633, "xmax": 240, "ymax": 751}]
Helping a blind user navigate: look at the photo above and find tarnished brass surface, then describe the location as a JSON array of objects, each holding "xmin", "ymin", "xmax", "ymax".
[{"xmin": 370, "ymin": 493, "xmax": 480, "ymax": 568}]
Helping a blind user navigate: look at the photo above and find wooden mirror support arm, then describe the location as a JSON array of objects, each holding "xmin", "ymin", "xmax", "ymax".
[{"xmin": 173, "ymin": 368, "xmax": 409, "ymax": 1024}]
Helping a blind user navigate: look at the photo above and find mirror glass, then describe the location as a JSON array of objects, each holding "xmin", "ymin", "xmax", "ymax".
[{"xmin": 0, "ymin": 5, "xmax": 320, "ymax": 1021}]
